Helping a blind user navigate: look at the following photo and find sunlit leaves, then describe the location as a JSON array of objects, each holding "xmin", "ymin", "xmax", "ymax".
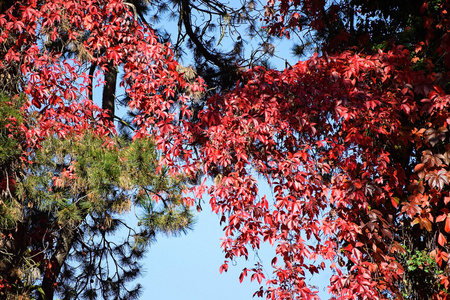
[
  {"xmin": 0, "ymin": 0, "xmax": 201, "ymax": 298},
  {"xmin": 174, "ymin": 44, "xmax": 450, "ymax": 299},
  {"xmin": 2, "ymin": 0, "xmax": 450, "ymax": 299}
]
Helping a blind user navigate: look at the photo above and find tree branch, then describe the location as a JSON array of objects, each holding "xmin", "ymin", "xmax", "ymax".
[{"xmin": 180, "ymin": 0, "xmax": 227, "ymax": 70}]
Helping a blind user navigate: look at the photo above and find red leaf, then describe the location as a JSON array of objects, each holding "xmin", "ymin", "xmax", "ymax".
[
  {"xmin": 391, "ymin": 197, "xmax": 399, "ymax": 208},
  {"xmin": 445, "ymin": 217, "xmax": 450, "ymax": 233},
  {"xmin": 437, "ymin": 214, "xmax": 447, "ymax": 222},
  {"xmin": 219, "ymin": 263, "xmax": 228, "ymax": 274},
  {"xmin": 239, "ymin": 268, "xmax": 248, "ymax": 283},
  {"xmin": 251, "ymin": 272, "xmax": 265, "ymax": 284},
  {"xmin": 271, "ymin": 257, "xmax": 277, "ymax": 267},
  {"xmin": 414, "ymin": 163, "xmax": 425, "ymax": 172},
  {"xmin": 445, "ymin": 197, "xmax": 450, "ymax": 205},
  {"xmin": 438, "ymin": 232, "xmax": 447, "ymax": 246}
]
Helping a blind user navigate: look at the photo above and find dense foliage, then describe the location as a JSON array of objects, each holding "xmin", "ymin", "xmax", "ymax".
[
  {"xmin": 2, "ymin": 0, "xmax": 450, "ymax": 299},
  {"xmin": 0, "ymin": 0, "xmax": 200, "ymax": 298},
  {"xmin": 197, "ymin": 48, "xmax": 450, "ymax": 300},
  {"xmin": 194, "ymin": 0, "xmax": 450, "ymax": 299}
]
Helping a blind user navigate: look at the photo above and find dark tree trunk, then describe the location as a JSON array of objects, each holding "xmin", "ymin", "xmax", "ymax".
[
  {"xmin": 41, "ymin": 228, "xmax": 75, "ymax": 300},
  {"xmin": 102, "ymin": 63, "xmax": 117, "ymax": 122},
  {"xmin": 88, "ymin": 63, "xmax": 96, "ymax": 102}
]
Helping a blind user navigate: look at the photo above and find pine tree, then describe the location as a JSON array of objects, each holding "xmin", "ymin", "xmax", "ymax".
[{"xmin": 0, "ymin": 94, "xmax": 194, "ymax": 299}]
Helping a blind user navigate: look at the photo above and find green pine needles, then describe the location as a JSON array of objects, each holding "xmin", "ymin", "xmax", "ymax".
[
  {"xmin": 0, "ymin": 95, "xmax": 194, "ymax": 300},
  {"xmin": 0, "ymin": 94, "xmax": 23, "ymax": 165}
]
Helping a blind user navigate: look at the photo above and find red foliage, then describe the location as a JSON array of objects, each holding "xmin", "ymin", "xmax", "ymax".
[
  {"xmin": 0, "ymin": 0, "xmax": 202, "ymax": 150},
  {"xmin": 2, "ymin": 0, "xmax": 450, "ymax": 299},
  {"xmin": 0, "ymin": 0, "xmax": 203, "ymax": 295},
  {"xmin": 165, "ymin": 47, "xmax": 450, "ymax": 299},
  {"xmin": 263, "ymin": 0, "xmax": 326, "ymax": 38}
]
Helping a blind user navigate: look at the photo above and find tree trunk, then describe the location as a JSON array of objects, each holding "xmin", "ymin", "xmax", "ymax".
[
  {"xmin": 102, "ymin": 63, "xmax": 117, "ymax": 122},
  {"xmin": 41, "ymin": 227, "xmax": 75, "ymax": 300}
]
